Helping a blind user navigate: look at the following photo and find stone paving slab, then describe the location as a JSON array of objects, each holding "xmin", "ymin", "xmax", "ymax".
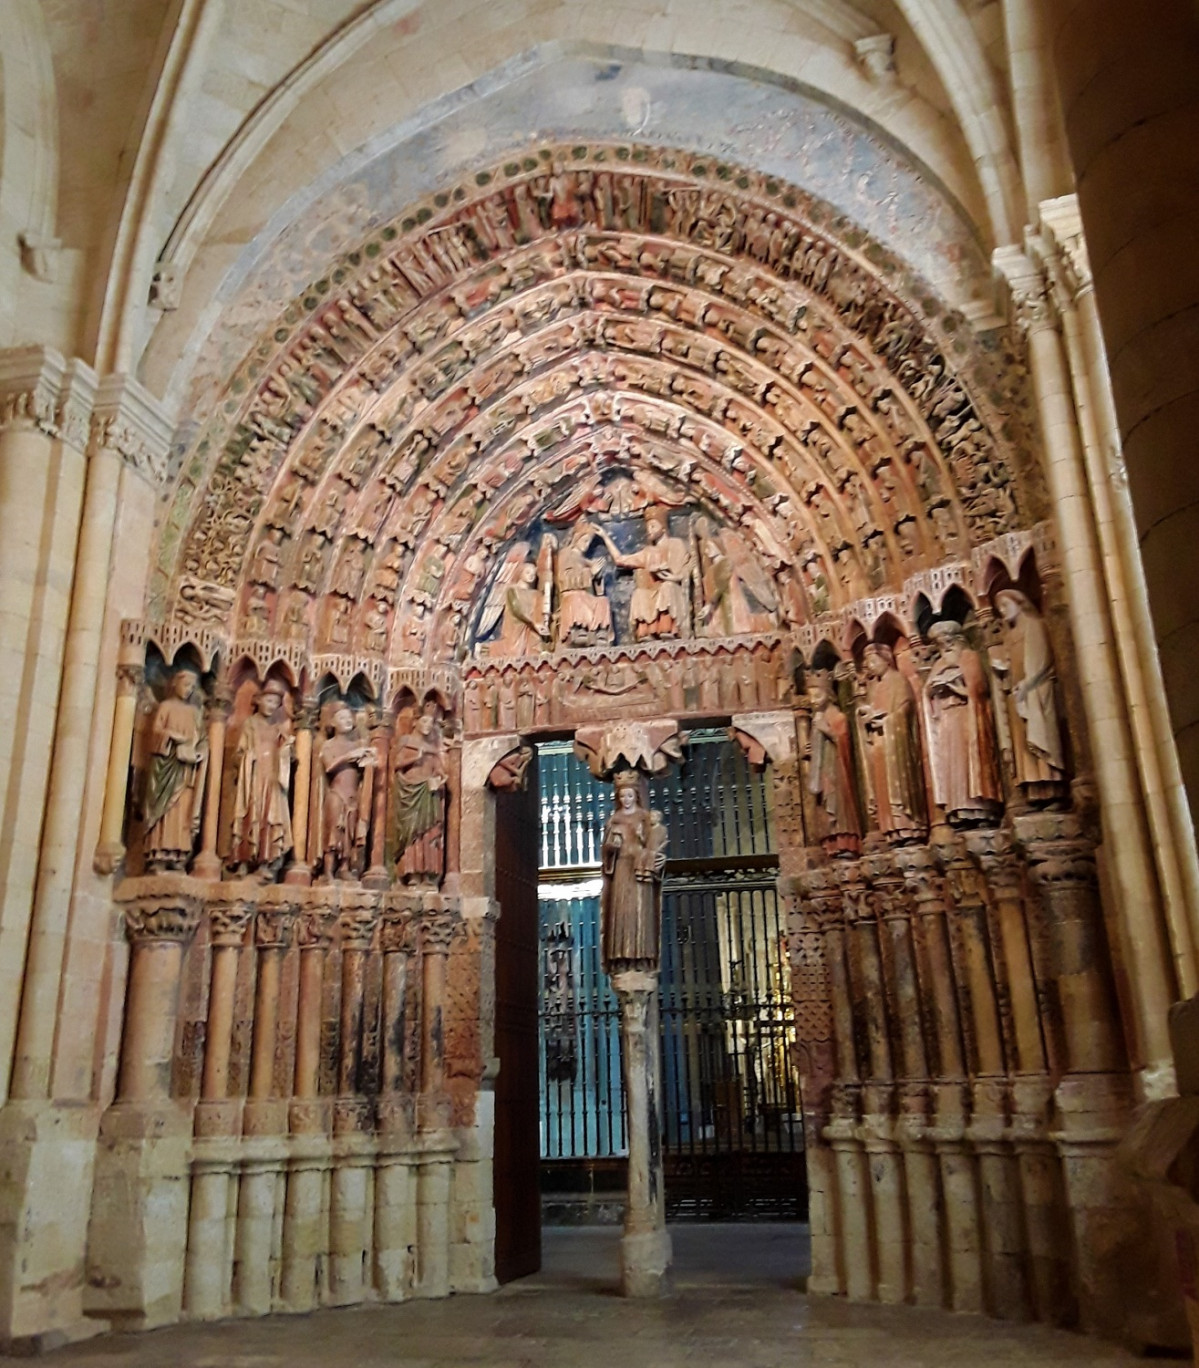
[{"xmin": 0, "ymin": 1226, "xmax": 1136, "ymax": 1367}]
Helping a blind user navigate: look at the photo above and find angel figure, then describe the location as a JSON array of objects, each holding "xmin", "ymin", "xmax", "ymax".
[
  {"xmin": 312, "ymin": 702, "xmax": 375, "ymax": 882},
  {"xmin": 693, "ymin": 516, "xmax": 779, "ymax": 637},
  {"xmin": 476, "ymin": 540, "xmax": 553, "ymax": 658}
]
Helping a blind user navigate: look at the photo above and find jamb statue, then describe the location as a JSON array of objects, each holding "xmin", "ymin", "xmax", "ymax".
[
  {"xmin": 313, "ymin": 702, "xmax": 375, "ymax": 882},
  {"xmin": 229, "ymin": 677, "xmax": 294, "ymax": 880},
  {"xmin": 142, "ymin": 668, "xmax": 209, "ymax": 872}
]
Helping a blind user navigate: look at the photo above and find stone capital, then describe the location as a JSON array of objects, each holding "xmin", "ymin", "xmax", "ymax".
[
  {"xmin": 992, "ymin": 245, "xmax": 1055, "ymax": 337},
  {"xmin": 729, "ymin": 710, "xmax": 795, "ymax": 768},
  {"xmin": 420, "ymin": 907, "xmax": 459, "ymax": 954},
  {"xmin": 1037, "ymin": 194, "xmax": 1092, "ymax": 301},
  {"xmin": 573, "ymin": 717, "xmax": 685, "ymax": 779},
  {"xmin": 89, "ymin": 373, "xmax": 174, "ymax": 486},
  {"xmin": 1012, "ymin": 811, "xmax": 1097, "ymax": 888},
  {"xmin": 338, "ymin": 896, "xmax": 381, "ymax": 950},
  {"xmin": 296, "ymin": 905, "xmax": 339, "ymax": 949},
  {"xmin": 207, "ymin": 897, "xmax": 254, "ymax": 947},
  {"xmin": 0, "ymin": 346, "xmax": 97, "ymax": 448},
  {"xmin": 123, "ymin": 896, "xmax": 202, "ymax": 945},
  {"xmin": 255, "ymin": 903, "xmax": 298, "ymax": 949},
  {"xmin": 380, "ymin": 910, "xmax": 417, "ymax": 954}
]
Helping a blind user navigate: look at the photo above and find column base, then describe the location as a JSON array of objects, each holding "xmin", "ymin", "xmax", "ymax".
[
  {"xmin": 0, "ymin": 1101, "xmax": 105, "ymax": 1351},
  {"xmin": 84, "ymin": 1102, "xmax": 193, "ymax": 1331},
  {"xmin": 621, "ymin": 1227, "xmax": 672, "ymax": 1297}
]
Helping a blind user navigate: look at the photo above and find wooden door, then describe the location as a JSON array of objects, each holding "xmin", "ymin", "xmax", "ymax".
[{"xmin": 492, "ymin": 752, "xmax": 542, "ymax": 1282}]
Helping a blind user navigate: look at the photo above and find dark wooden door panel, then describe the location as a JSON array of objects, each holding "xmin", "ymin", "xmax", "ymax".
[{"xmin": 493, "ymin": 752, "xmax": 542, "ymax": 1283}]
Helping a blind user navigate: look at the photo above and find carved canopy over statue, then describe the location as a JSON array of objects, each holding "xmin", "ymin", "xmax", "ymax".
[{"xmin": 600, "ymin": 771, "xmax": 668, "ymax": 974}]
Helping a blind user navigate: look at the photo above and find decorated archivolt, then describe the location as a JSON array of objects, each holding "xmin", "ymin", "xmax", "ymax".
[{"xmin": 153, "ymin": 142, "xmax": 1039, "ymax": 670}]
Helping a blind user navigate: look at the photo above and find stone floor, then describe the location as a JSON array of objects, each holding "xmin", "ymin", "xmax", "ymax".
[{"xmin": 8, "ymin": 1225, "xmax": 1138, "ymax": 1365}]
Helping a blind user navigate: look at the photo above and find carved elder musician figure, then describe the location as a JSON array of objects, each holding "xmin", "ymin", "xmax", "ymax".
[
  {"xmin": 805, "ymin": 671, "xmax": 861, "ymax": 857},
  {"xmin": 924, "ymin": 620, "xmax": 1003, "ymax": 827},
  {"xmin": 313, "ymin": 703, "xmax": 375, "ymax": 882},
  {"xmin": 391, "ymin": 700, "xmax": 448, "ymax": 883},
  {"xmin": 991, "ymin": 589, "xmax": 1068, "ymax": 801},
  {"xmin": 600, "ymin": 772, "xmax": 668, "ymax": 973},
  {"xmin": 142, "ymin": 669, "xmax": 209, "ymax": 871},
  {"xmin": 229, "ymin": 678, "xmax": 294, "ymax": 879},
  {"xmin": 858, "ymin": 642, "xmax": 927, "ymax": 843}
]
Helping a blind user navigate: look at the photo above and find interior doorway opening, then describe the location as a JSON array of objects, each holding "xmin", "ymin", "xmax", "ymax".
[{"xmin": 536, "ymin": 731, "xmax": 807, "ymax": 1226}]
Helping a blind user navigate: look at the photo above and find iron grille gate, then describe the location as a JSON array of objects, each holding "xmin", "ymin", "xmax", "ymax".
[{"xmin": 538, "ymin": 731, "xmax": 807, "ymax": 1220}]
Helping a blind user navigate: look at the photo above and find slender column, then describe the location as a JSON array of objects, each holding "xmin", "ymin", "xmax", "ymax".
[
  {"xmin": 280, "ymin": 904, "xmax": 337, "ymax": 1314},
  {"xmin": 419, "ymin": 905, "xmax": 456, "ymax": 1107},
  {"xmin": 381, "ymin": 903, "xmax": 416, "ymax": 1096},
  {"xmin": 12, "ymin": 395, "xmax": 137, "ymax": 1097},
  {"xmin": 94, "ymin": 663, "xmax": 142, "ymax": 874},
  {"xmin": 285, "ymin": 698, "xmax": 316, "ymax": 885},
  {"xmin": 786, "ymin": 870, "xmax": 840, "ymax": 1296},
  {"xmin": 996, "ymin": 248, "xmax": 1175, "ymax": 1081},
  {"xmin": 870, "ymin": 856, "xmax": 945, "ymax": 1309},
  {"xmin": 363, "ymin": 717, "xmax": 393, "ymax": 889},
  {"xmin": 192, "ymin": 686, "xmax": 232, "ymax": 881},
  {"xmin": 1039, "ymin": 201, "xmax": 1199, "ymax": 998},
  {"xmin": 184, "ymin": 898, "xmax": 252, "ymax": 1321},
  {"xmin": 200, "ymin": 899, "xmax": 253, "ymax": 1104},
  {"xmin": 115, "ymin": 895, "xmax": 201, "ymax": 1101},
  {"xmin": 235, "ymin": 903, "xmax": 295, "ymax": 1317},
  {"xmin": 611, "ymin": 968, "xmax": 671, "ymax": 1298},
  {"xmin": 336, "ymin": 897, "xmax": 379, "ymax": 1100},
  {"xmin": 329, "ymin": 894, "xmax": 378, "ymax": 1304},
  {"xmin": 846, "ymin": 860, "xmax": 905, "ymax": 1305},
  {"xmin": 967, "ymin": 829, "xmax": 1049, "ymax": 1075},
  {"xmin": 291, "ymin": 907, "xmax": 337, "ymax": 1108},
  {"xmin": 894, "ymin": 848, "xmax": 979, "ymax": 1313},
  {"xmin": 246, "ymin": 905, "xmax": 296, "ymax": 1104}
]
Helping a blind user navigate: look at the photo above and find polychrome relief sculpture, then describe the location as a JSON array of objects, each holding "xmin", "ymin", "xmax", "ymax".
[{"xmin": 805, "ymin": 670, "xmax": 862, "ymax": 858}]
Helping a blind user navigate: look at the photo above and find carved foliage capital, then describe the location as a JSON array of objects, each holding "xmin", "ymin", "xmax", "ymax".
[
  {"xmin": 255, "ymin": 903, "xmax": 298, "ymax": 949},
  {"xmin": 124, "ymin": 896, "xmax": 202, "ymax": 945},
  {"xmin": 421, "ymin": 907, "xmax": 460, "ymax": 954},
  {"xmin": 297, "ymin": 906, "xmax": 339, "ymax": 949},
  {"xmin": 339, "ymin": 895, "xmax": 381, "ymax": 950},
  {"xmin": 381, "ymin": 911, "xmax": 417, "ymax": 954},
  {"xmin": 207, "ymin": 898, "xmax": 253, "ymax": 947},
  {"xmin": 90, "ymin": 374, "xmax": 173, "ymax": 486}
]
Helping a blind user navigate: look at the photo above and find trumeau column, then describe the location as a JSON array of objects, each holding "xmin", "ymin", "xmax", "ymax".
[
  {"xmin": 995, "ymin": 247, "xmax": 1176, "ymax": 1089},
  {"xmin": 14, "ymin": 376, "xmax": 172, "ymax": 1103},
  {"xmin": 0, "ymin": 347, "xmax": 95, "ymax": 1108}
]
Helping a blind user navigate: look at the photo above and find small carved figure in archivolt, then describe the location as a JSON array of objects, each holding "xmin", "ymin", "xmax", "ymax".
[
  {"xmin": 601, "ymin": 772, "xmax": 668, "ymax": 973},
  {"xmin": 230, "ymin": 678, "xmax": 294, "ymax": 879},
  {"xmin": 313, "ymin": 702, "xmax": 375, "ymax": 882},
  {"xmin": 142, "ymin": 669, "xmax": 208, "ymax": 872}
]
